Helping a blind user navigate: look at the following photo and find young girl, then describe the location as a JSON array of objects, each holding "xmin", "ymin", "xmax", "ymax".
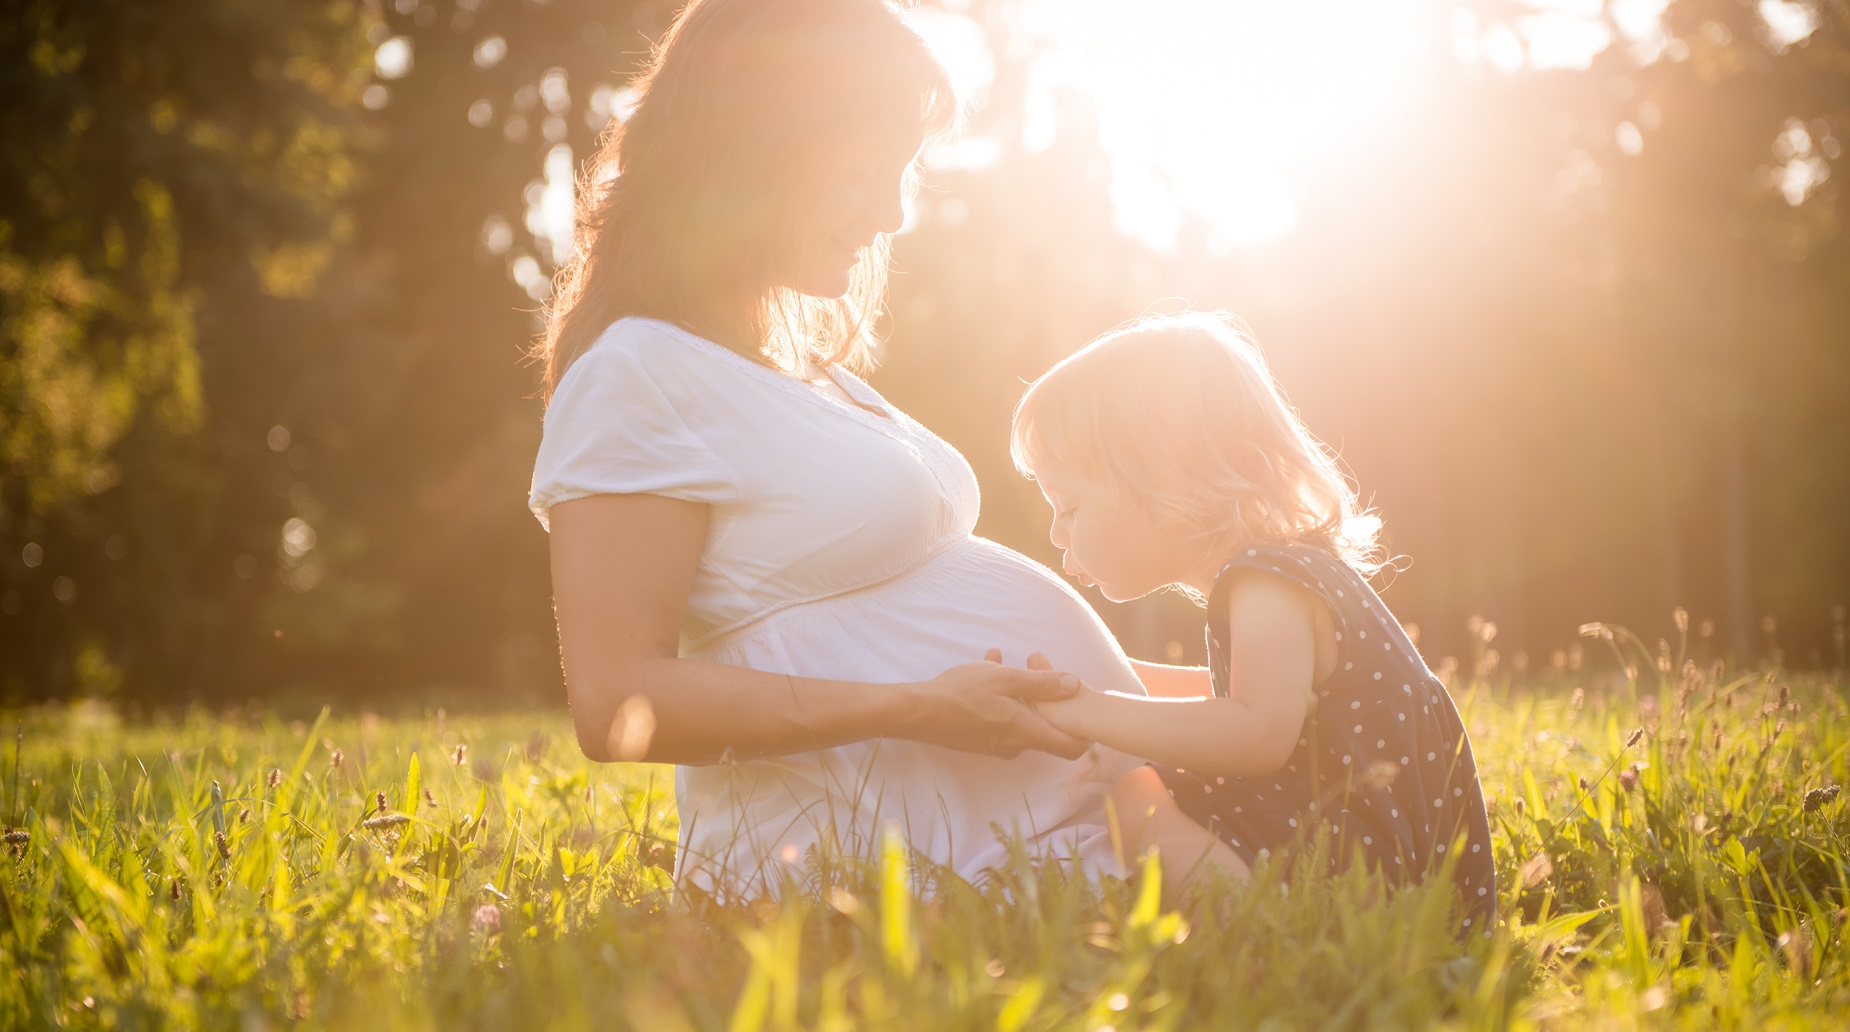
[{"xmin": 1010, "ymin": 311, "xmax": 1496, "ymax": 932}]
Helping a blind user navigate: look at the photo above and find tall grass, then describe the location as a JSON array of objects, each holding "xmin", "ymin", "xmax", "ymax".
[{"xmin": 1, "ymin": 641, "xmax": 1846, "ymax": 1029}]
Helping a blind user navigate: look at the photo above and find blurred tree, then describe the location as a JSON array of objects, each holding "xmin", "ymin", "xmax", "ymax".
[{"xmin": 0, "ymin": 0, "xmax": 374, "ymax": 697}]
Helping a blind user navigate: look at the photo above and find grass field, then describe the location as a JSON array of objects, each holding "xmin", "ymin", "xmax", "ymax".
[{"xmin": 3, "ymin": 626, "xmax": 1848, "ymax": 1030}]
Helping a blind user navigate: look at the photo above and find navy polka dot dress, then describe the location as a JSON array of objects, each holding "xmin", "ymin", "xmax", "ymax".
[{"xmin": 1155, "ymin": 543, "xmax": 1497, "ymax": 931}]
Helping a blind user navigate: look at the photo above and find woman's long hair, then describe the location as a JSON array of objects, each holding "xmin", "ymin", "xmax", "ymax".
[{"xmin": 533, "ymin": 0, "xmax": 958, "ymax": 400}]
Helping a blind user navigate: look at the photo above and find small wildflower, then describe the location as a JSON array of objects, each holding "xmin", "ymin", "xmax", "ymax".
[
  {"xmin": 1779, "ymin": 926, "xmax": 1816, "ymax": 980},
  {"xmin": 1514, "ymin": 797, "xmax": 1524, "ymax": 815},
  {"xmin": 266, "ymin": 768, "xmax": 282, "ymax": 789},
  {"xmin": 1626, "ymin": 727, "xmax": 1645, "ymax": 748},
  {"xmin": 329, "ymin": 748, "xmax": 344, "ymax": 769},
  {"xmin": 170, "ymin": 877, "xmax": 183, "ymax": 901},
  {"xmin": 1674, "ymin": 607, "xmax": 1689, "ymax": 633},
  {"xmin": 425, "ymin": 788, "xmax": 438, "ymax": 807},
  {"xmin": 1578, "ymin": 775, "xmax": 1590, "ymax": 793},
  {"xmin": 452, "ymin": 743, "xmax": 468, "ymax": 766},
  {"xmin": 1570, "ymin": 687, "xmax": 1584, "ymax": 710},
  {"xmin": 1803, "ymin": 786, "xmax": 1840, "ymax": 814},
  {"xmin": 471, "ymin": 902, "xmax": 502, "ymax": 936},
  {"xmin": 1361, "ymin": 760, "xmax": 1400, "ymax": 790},
  {"xmin": 1619, "ymin": 766, "xmax": 1639, "ymax": 792},
  {"xmin": 1520, "ymin": 852, "xmax": 1554, "ymax": 888},
  {"xmin": 238, "ymin": 808, "xmax": 250, "ymax": 824},
  {"xmin": 214, "ymin": 830, "xmax": 231, "ymax": 861},
  {"xmin": 362, "ymin": 814, "xmax": 411, "ymax": 830},
  {"xmin": 375, "ymin": 790, "xmax": 389, "ymax": 815}
]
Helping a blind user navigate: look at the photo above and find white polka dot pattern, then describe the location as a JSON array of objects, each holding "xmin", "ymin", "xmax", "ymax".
[{"xmin": 1156, "ymin": 542, "xmax": 1497, "ymax": 931}]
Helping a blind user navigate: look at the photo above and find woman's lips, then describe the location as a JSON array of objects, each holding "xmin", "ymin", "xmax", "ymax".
[{"xmin": 1062, "ymin": 559, "xmax": 1096, "ymax": 588}]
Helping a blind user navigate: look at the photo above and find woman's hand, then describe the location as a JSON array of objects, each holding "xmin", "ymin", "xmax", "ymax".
[{"xmin": 901, "ymin": 653, "xmax": 1092, "ymax": 760}]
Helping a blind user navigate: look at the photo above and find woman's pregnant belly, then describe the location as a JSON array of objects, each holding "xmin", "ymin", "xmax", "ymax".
[{"xmin": 678, "ymin": 535, "xmax": 1146, "ymax": 897}]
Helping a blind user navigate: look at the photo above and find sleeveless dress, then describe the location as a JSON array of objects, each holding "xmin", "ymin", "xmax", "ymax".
[
  {"xmin": 528, "ymin": 317, "xmax": 1147, "ymax": 898},
  {"xmin": 1155, "ymin": 543, "xmax": 1497, "ymax": 931}
]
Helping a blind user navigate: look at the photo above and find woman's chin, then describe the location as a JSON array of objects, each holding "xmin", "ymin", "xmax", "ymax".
[{"xmin": 787, "ymin": 267, "xmax": 855, "ymax": 299}]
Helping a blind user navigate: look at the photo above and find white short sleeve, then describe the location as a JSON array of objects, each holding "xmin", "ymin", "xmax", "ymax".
[{"xmin": 528, "ymin": 322, "xmax": 738, "ymax": 531}]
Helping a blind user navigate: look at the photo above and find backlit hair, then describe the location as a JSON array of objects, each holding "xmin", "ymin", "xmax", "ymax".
[
  {"xmin": 1010, "ymin": 311, "xmax": 1384, "ymax": 584},
  {"xmin": 534, "ymin": 0, "xmax": 959, "ymax": 400}
]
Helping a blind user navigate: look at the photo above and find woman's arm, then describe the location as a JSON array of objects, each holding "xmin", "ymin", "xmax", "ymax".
[
  {"xmin": 549, "ymin": 492, "xmax": 1090, "ymax": 765},
  {"xmin": 1034, "ymin": 574, "xmax": 1319, "ymax": 778},
  {"xmin": 1127, "ymin": 659, "xmax": 1212, "ymax": 699}
]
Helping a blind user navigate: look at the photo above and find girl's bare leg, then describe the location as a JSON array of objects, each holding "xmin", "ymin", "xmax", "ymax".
[{"xmin": 1109, "ymin": 766, "xmax": 1250, "ymax": 896}]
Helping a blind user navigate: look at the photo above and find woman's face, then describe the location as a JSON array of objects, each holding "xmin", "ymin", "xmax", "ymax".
[{"xmin": 777, "ymin": 124, "xmax": 922, "ymax": 299}]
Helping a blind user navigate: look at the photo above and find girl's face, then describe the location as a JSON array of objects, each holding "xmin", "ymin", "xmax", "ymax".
[
  {"xmin": 778, "ymin": 124, "xmax": 921, "ymax": 299},
  {"xmin": 1033, "ymin": 464, "xmax": 1194, "ymax": 603}
]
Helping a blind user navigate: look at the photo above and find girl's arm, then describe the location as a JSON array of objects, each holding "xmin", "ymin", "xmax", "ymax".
[
  {"xmin": 548, "ymin": 493, "xmax": 1089, "ymax": 765},
  {"xmin": 1036, "ymin": 573, "xmax": 1319, "ymax": 778},
  {"xmin": 1127, "ymin": 659, "xmax": 1212, "ymax": 699}
]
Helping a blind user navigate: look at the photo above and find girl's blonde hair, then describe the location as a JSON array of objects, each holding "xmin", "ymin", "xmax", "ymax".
[
  {"xmin": 533, "ymin": 0, "xmax": 960, "ymax": 400},
  {"xmin": 1010, "ymin": 311, "xmax": 1384, "ymax": 585}
]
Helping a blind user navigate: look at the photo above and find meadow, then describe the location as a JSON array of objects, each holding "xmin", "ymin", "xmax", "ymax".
[{"xmin": 3, "ymin": 621, "xmax": 1848, "ymax": 1030}]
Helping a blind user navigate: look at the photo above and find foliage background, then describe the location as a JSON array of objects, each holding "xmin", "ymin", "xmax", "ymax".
[{"xmin": 1, "ymin": 0, "xmax": 1846, "ymax": 703}]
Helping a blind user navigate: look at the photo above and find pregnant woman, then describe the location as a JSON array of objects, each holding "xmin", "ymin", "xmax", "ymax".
[{"xmin": 528, "ymin": 0, "xmax": 1145, "ymax": 897}]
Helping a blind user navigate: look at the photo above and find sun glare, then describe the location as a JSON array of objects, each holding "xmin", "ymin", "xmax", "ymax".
[
  {"xmin": 915, "ymin": 0, "xmax": 1692, "ymax": 253},
  {"xmin": 922, "ymin": 0, "xmax": 1434, "ymax": 251}
]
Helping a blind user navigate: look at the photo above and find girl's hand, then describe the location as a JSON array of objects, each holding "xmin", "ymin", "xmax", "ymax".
[
  {"xmin": 1021, "ymin": 651, "xmax": 1102, "ymax": 740},
  {"xmin": 902, "ymin": 653, "xmax": 1092, "ymax": 760}
]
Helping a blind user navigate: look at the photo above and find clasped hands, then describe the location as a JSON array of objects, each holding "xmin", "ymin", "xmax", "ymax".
[{"xmin": 907, "ymin": 648, "xmax": 1102, "ymax": 761}]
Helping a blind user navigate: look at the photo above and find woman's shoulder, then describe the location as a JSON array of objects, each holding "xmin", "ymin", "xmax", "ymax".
[
  {"xmin": 550, "ymin": 317, "xmax": 756, "ymax": 413},
  {"xmin": 569, "ymin": 316, "xmax": 739, "ymax": 378}
]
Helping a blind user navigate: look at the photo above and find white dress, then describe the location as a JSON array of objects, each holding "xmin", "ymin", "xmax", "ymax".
[{"xmin": 529, "ymin": 316, "xmax": 1144, "ymax": 896}]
